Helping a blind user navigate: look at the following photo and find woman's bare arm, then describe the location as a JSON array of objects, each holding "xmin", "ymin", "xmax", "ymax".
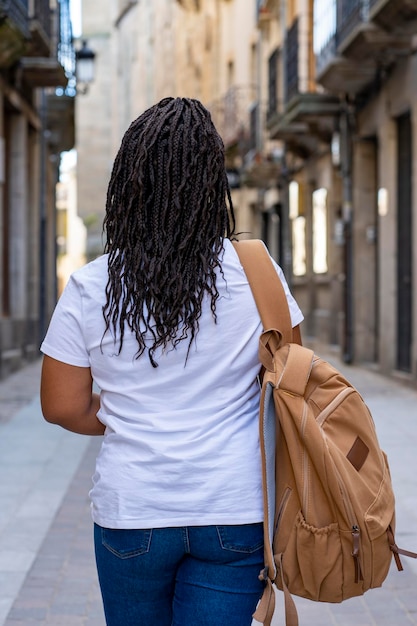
[{"xmin": 40, "ymin": 355, "xmax": 105, "ymax": 435}]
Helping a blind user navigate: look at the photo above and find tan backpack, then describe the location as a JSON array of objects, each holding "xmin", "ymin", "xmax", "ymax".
[{"xmin": 233, "ymin": 240, "xmax": 417, "ymax": 626}]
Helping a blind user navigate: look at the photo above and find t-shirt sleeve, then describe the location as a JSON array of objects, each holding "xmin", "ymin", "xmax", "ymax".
[{"xmin": 40, "ymin": 275, "xmax": 90, "ymax": 367}]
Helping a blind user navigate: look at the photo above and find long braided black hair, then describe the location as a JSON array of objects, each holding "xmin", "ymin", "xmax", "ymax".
[{"xmin": 102, "ymin": 97, "xmax": 237, "ymax": 367}]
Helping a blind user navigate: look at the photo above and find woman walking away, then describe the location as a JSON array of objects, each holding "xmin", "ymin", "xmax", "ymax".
[{"xmin": 40, "ymin": 97, "xmax": 303, "ymax": 626}]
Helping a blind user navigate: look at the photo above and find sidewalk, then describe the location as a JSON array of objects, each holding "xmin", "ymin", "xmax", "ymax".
[
  {"xmin": 0, "ymin": 359, "xmax": 98, "ymax": 625},
  {"xmin": 0, "ymin": 354, "xmax": 416, "ymax": 625}
]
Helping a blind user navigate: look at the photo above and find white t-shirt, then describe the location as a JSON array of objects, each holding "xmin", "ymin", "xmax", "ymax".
[{"xmin": 41, "ymin": 239, "xmax": 303, "ymax": 529}]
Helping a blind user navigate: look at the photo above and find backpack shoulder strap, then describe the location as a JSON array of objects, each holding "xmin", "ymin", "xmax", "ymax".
[{"xmin": 232, "ymin": 239, "xmax": 293, "ymax": 344}]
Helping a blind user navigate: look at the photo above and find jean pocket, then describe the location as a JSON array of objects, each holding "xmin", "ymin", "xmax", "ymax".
[
  {"xmin": 216, "ymin": 523, "xmax": 264, "ymax": 554},
  {"xmin": 100, "ymin": 528, "xmax": 153, "ymax": 559}
]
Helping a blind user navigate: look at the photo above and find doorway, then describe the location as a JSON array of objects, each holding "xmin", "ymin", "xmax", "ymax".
[{"xmin": 396, "ymin": 112, "xmax": 413, "ymax": 372}]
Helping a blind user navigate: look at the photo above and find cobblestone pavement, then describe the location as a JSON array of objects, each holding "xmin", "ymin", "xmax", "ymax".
[{"xmin": 1, "ymin": 354, "xmax": 417, "ymax": 625}]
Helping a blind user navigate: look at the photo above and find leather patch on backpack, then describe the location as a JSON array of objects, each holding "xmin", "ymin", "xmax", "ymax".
[{"xmin": 347, "ymin": 437, "xmax": 369, "ymax": 472}]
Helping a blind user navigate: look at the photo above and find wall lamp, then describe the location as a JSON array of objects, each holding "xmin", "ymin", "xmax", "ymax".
[{"xmin": 75, "ymin": 40, "xmax": 96, "ymax": 95}]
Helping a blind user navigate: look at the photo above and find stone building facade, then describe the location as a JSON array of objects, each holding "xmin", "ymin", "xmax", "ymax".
[
  {"xmin": 260, "ymin": 0, "xmax": 417, "ymax": 383},
  {"xmin": 0, "ymin": 0, "xmax": 74, "ymax": 377},
  {"xmin": 76, "ymin": 0, "xmax": 417, "ymax": 383}
]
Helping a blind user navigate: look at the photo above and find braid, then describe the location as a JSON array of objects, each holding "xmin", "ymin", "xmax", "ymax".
[{"xmin": 102, "ymin": 97, "xmax": 236, "ymax": 367}]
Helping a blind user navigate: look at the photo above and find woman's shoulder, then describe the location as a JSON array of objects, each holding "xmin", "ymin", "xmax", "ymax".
[
  {"xmin": 71, "ymin": 254, "xmax": 109, "ymax": 279},
  {"xmin": 68, "ymin": 254, "xmax": 109, "ymax": 297}
]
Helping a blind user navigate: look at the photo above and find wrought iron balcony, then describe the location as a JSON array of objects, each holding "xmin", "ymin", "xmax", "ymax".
[
  {"xmin": 22, "ymin": 0, "xmax": 71, "ymax": 89},
  {"xmin": 45, "ymin": 0, "xmax": 75, "ymax": 153},
  {"xmin": 266, "ymin": 16, "xmax": 340, "ymax": 157},
  {"xmin": 315, "ymin": 0, "xmax": 374, "ymax": 93},
  {"xmin": 338, "ymin": 0, "xmax": 364, "ymax": 45},
  {"xmin": 0, "ymin": 0, "xmax": 29, "ymax": 34},
  {"xmin": 268, "ymin": 92, "xmax": 340, "ymax": 158},
  {"xmin": 208, "ymin": 87, "xmax": 281, "ymax": 186},
  {"xmin": 337, "ymin": 0, "xmax": 410, "ymax": 60},
  {"xmin": 0, "ymin": 0, "xmax": 29, "ymax": 68},
  {"xmin": 315, "ymin": 0, "xmax": 416, "ymax": 94},
  {"xmin": 26, "ymin": 0, "xmax": 53, "ymax": 57},
  {"xmin": 208, "ymin": 85, "xmax": 258, "ymax": 156},
  {"xmin": 56, "ymin": 0, "xmax": 76, "ymax": 94}
]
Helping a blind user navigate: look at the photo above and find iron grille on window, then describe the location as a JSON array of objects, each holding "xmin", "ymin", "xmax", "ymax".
[
  {"xmin": 268, "ymin": 48, "xmax": 279, "ymax": 119},
  {"xmin": 285, "ymin": 18, "xmax": 299, "ymax": 103},
  {"xmin": 249, "ymin": 102, "xmax": 259, "ymax": 152}
]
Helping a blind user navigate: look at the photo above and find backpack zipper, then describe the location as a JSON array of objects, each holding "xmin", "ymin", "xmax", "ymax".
[
  {"xmin": 351, "ymin": 525, "xmax": 363, "ymax": 583},
  {"xmin": 332, "ymin": 461, "xmax": 364, "ymax": 583},
  {"xmin": 274, "ymin": 486, "xmax": 292, "ymax": 534},
  {"xmin": 315, "ymin": 386, "xmax": 364, "ymax": 583}
]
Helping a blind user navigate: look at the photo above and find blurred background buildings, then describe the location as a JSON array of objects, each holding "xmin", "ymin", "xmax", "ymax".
[
  {"xmin": 1, "ymin": 0, "xmax": 417, "ymax": 386},
  {"xmin": 0, "ymin": 0, "xmax": 75, "ymax": 377}
]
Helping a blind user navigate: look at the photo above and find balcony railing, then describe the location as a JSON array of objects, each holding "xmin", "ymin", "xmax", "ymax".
[
  {"xmin": 0, "ymin": 0, "xmax": 29, "ymax": 38},
  {"xmin": 20, "ymin": 0, "xmax": 72, "ymax": 89},
  {"xmin": 314, "ymin": 0, "xmax": 338, "ymax": 75},
  {"xmin": 209, "ymin": 85, "xmax": 258, "ymax": 153},
  {"xmin": 57, "ymin": 0, "xmax": 76, "ymax": 94},
  {"xmin": 285, "ymin": 18, "xmax": 299, "ymax": 103},
  {"xmin": 338, "ymin": 0, "xmax": 370, "ymax": 43},
  {"xmin": 314, "ymin": 0, "xmax": 371, "ymax": 61},
  {"xmin": 31, "ymin": 0, "xmax": 51, "ymax": 41},
  {"xmin": 315, "ymin": 0, "xmax": 417, "ymax": 63},
  {"xmin": 315, "ymin": 0, "xmax": 417, "ymax": 93},
  {"xmin": 267, "ymin": 47, "xmax": 280, "ymax": 120},
  {"xmin": 315, "ymin": 0, "xmax": 376, "ymax": 93}
]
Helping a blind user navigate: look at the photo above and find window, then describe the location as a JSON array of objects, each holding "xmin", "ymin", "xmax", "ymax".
[
  {"xmin": 293, "ymin": 217, "xmax": 307, "ymax": 276},
  {"xmin": 285, "ymin": 19, "xmax": 299, "ymax": 102},
  {"xmin": 313, "ymin": 0, "xmax": 336, "ymax": 55},
  {"xmin": 378, "ymin": 187, "xmax": 388, "ymax": 217},
  {"xmin": 289, "ymin": 182, "xmax": 306, "ymax": 277},
  {"xmin": 227, "ymin": 60, "xmax": 235, "ymax": 89},
  {"xmin": 267, "ymin": 48, "xmax": 280, "ymax": 118},
  {"xmin": 250, "ymin": 43, "xmax": 257, "ymax": 88},
  {"xmin": 289, "ymin": 180, "xmax": 299, "ymax": 219},
  {"xmin": 249, "ymin": 102, "xmax": 259, "ymax": 152},
  {"xmin": 312, "ymin": 188, "xmax": 328, "ymax": 274}
]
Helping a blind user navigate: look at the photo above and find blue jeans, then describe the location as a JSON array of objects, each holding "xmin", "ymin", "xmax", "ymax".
[{"xmin": 94, "ymin": 522, "xmax": 265, "ymax": 626}]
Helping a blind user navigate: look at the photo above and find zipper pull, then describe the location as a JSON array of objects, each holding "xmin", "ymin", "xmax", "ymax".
[{"xmin": 351, "ymin": 525, "xmax": 364, "ymax": 583}]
